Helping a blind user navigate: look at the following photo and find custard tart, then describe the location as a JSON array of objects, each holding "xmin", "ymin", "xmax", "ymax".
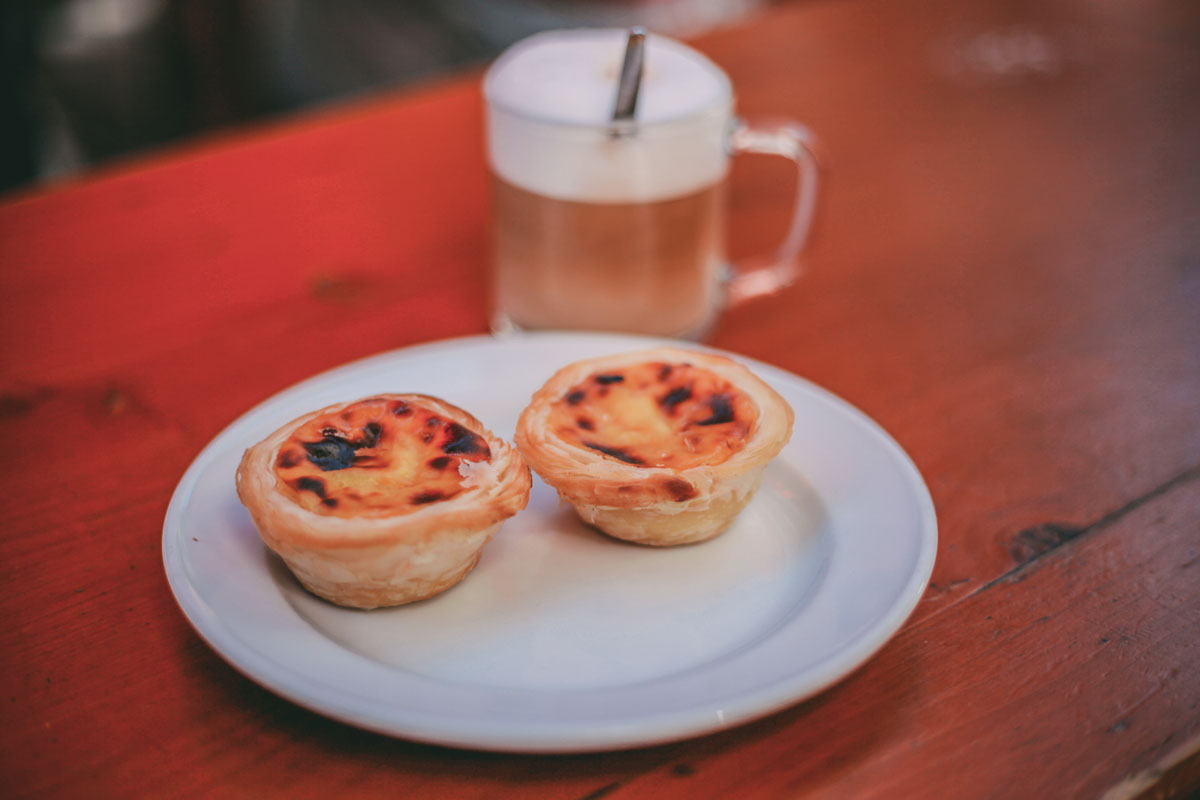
[
  {"xmin": 236, "ymin": 394, "xmax": 531, "ymax": 609},
  {"xmin": 515, "ymin": 348, "xmax": 793, "ymax": 546}
]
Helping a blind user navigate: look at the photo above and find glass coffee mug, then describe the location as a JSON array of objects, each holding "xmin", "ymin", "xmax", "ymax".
[{"xmin": 484, "ymin": 29, "xmax": 819, "ymax": 339}]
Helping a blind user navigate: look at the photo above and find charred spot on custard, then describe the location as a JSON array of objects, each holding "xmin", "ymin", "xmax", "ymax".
[
  {"xmin": 584, "ymin": 441, "xmax": 644, "ymax": 465},
  {"xmin": 594, "ymin": 373, "xmax": 624, "ymax": 384},
  {"xmin": 566, "ymin": 390, "xmax": 585, "ymax": 405},
  {"xmin": 390, "ymin": 400, "xmax": 412, "ymax": 416},
  {"xmin": 428, "ymin": 455, "xmax": 452, "ymax": 470},
  {"xmin": 303, "ymin": 437, "xmax": 358, "ymax": 471},
  {"xmin": 411, "ymin": 490, "xmax": 446, "ymax": 505},
  {"xmin": 277, "ymin": 449, "xmax": 302, "ymax": 469},
  {"xmin": 358, "ymin": 421, "xmax": 382, "ymax": 448},
  {"xmin": 294, "ymin": 476, "xmax": 327, "ymax": 498},
  {"xmin": 697, "ymin": 393, "xmax": 735, "ymax": 426},
  {"xmin": 443, "ymin": 421, "xmax": 490, "ymax": 456},
  {"xmin": 576, "ymin": 417, "xmax": 595, "ymax": 431},
  {"xmin": 659, "ymin": 385, "xmax": 692, "ymax": 412},
  {"xmin": 657, "ymin": 364, "xmax": 674, "ymax": 381}
]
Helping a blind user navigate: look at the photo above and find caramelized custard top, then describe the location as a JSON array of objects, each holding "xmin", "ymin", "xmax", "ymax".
[
  {"xmin": 274, "ymin": 397, "xmax": 491, "ymax": 518},
  {"xmin": 547, "ymin": 362, "xmax": 757, "ymax": 470}
]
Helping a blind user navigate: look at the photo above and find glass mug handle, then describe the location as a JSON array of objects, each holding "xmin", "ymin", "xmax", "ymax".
[{"xmin": 725, "ymin": 120, "xmax": 822, "ymax": 304}]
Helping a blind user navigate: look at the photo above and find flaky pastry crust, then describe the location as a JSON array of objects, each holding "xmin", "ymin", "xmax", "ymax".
[
  {"xmin": 236, "ymin": 394, "xmax": 530, "ymax": 609},
  {"xmin": 515, "ymin": 348, "xmax": 793, "ymax": 546}
]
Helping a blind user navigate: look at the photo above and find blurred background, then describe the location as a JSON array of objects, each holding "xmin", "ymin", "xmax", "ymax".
[{"xmin": 0, "ymin": 0, "xmax": 770, "ymax": 196}]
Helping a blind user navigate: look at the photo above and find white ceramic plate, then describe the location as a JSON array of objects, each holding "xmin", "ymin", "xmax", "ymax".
[{"xmin": 163, "ymin": 332, "xmax": 936, "ymax": 752}]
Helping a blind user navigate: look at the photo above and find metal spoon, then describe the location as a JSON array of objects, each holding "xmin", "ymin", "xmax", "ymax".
[{"xmin": 611, "ymin": 27, "xmax": 646, "ymax": 136}]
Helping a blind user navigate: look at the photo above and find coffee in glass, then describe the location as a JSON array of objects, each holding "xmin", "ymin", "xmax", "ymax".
[{"xmin": 484, "ymin": 29, "xmax": 818, "ymax": 339}]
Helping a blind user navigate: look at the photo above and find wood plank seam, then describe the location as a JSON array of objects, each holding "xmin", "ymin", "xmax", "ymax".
[
  {"xmin": 927, "ymin": 463, "xmax": 1200, "ymax": 620},
  {"xmin": 1099, "ymin": 732, "xmax": 1200, "ymax": 800},
  {"xmin": 577, "ymin": 781, "xmax": 624, "ymax": 800}
]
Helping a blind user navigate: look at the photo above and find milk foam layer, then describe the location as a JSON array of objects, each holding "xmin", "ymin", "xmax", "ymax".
[{"xmin": 485, "ymin": 29, "xmax": 734, "ymax": 203}]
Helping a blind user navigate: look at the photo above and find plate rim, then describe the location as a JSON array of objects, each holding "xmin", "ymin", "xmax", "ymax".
[{"xmin": 162, "ymin": 331, "xmax": 937, "ymax": 752}]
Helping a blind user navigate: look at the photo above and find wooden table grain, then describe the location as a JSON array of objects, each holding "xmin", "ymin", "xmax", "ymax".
[{"xmin": 2, "ymin": 0, "xmax": 1198, "ymax": 797}]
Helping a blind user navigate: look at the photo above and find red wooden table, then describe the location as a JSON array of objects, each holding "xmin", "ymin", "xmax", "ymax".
[{"xmin": 3, "ymin": 0, "xmax": 1199, "ymax": 797}]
